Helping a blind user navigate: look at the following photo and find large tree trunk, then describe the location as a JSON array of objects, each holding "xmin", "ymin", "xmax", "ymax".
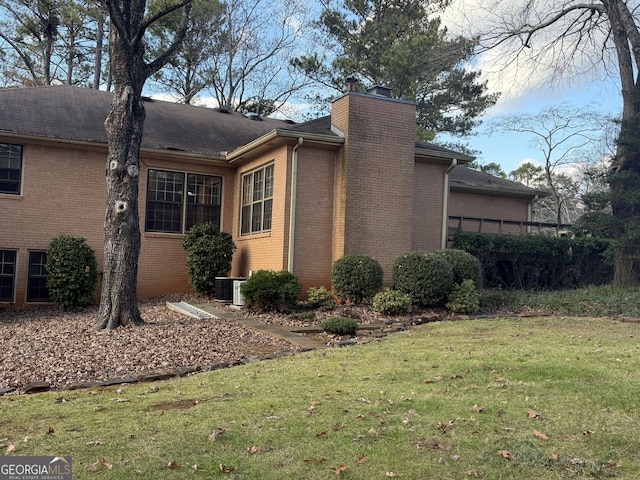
[
  {"xmin": 603, "ymin": 0, "xmax": 640, "ymax": 286},
  {"xmin": 94, "ymin": 23, "xmax": 147, "ymax": 330}
]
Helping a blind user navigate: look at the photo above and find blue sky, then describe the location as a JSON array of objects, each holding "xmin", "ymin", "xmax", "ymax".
[{"xmin": 466, "ymin": 78, "xmax": 621, "ymax": 174}]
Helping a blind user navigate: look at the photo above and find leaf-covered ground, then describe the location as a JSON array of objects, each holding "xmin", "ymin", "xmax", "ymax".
[{"xmin": 0, "ymin": 296, "xmax": 297, "ymax": 392}]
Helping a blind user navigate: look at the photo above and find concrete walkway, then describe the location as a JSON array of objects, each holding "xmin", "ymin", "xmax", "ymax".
[{"xmin": 188, "ymin": 302, "xmax": 329, "ymax": 351}]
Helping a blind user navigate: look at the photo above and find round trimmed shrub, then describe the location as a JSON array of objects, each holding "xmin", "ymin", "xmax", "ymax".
[
  {"xmin": 392, "ymin": 251, "xmax": 454, "ymax": 306},
  {"xmin": 183, "ymin": 222, "xmax": 236, "ymax": 296},
  {"xmin": 320, "ymin": 317, "xmax": 359, "ymax": 335},
  {"xmin": 240, "ymin": 270, "xmax": 301, "ymax": 312},
  {"xmin": 331, "ymin": 254, "xmax": 383, "ymax": 304},
  {"xmin": 446, "ymin": 279, "xmax": 480, "ymax": 314},
  {"xmin": 46, "ymin": 235, "xmax": 98, "ymax": 311},
  {"xmin": 432, "ymin": 249, "xmax": 483, "ymax": 287},
  {"xmin": 307, "ymin": 286, "xmax": 335, "ymax": 311},
  {"xmin": 372, "ymin": 288, "xmax": 412, "ymax": 315}
]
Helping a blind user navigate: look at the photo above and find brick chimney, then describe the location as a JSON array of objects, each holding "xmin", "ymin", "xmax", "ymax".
[{"xmin": 330, "ymin": 88, "xmax": 416, "ymax": 281}]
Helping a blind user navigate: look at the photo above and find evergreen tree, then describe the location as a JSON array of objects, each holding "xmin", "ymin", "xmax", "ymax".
[{"xmin": 292, "ymin": 0, "xmax": 497, "ymax": 139}]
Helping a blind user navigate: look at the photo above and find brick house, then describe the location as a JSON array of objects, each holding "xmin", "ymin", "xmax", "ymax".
[{"xmin": 0, "ymin": 85, "xmax": 541, "ymax": 306}]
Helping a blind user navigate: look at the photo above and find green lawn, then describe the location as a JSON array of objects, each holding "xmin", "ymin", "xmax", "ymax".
[{"xmin": 2, "ymin": 313, "xmax": 640, "ymax": 479}]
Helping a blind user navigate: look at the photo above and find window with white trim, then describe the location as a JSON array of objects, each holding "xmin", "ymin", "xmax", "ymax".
[
  {"xmin": 241, "ymin": 163, "xmax": 274, "ymax": 235},
  {"xmin": 0, "ymin": 143, "xmax": 22, "ymax": 195},
  {"xmin": 145, "ymin": 169, "xmax": 222, "ymax": 233},
  {"xmin": 0, "ymin": 250, "xmax": 17, "ymax": 302},
  {"xmin": 27, "ymin": 251, "xmax": 51, "ymax": 302}
]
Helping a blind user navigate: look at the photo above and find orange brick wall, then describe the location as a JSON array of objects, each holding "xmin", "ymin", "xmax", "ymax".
[
  {"xmin": 448, "ymin": 191, "xmax": 531, "ymax": 234},
  {"xmin": 230, "ymin": 146, "xmax": 290, "ymax": 277},
  {"xmin": 331, "ymin": 93, "xmax": 416, "ymax": 282},
  {"xmin": 411, "ymin": 161, "xmax": 449, "ymax": 251},
  {"xmin": 0, "ymin": 141, "xmax": 106, "ymax": 306},
  {"xmin": 137, "ymin": 156, "xmax": 235, "ymax": 297},
  {"xmin": 291, "ymin": 147, "xmax": 336, "ymax": 292},
  {"xmin": 0, "ymin": 137, "xmax": 236, "ymax": 306}
]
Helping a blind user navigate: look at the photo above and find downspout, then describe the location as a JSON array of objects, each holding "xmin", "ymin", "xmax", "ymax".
[
  {"xmin": 441, "ymin": 158, "xmax": 458, "ymax": 249},
  {"xmin": 288, "ymin": 138, "xmax": 303, "ymax": 272},
  {"xmin": 527, "ymin": 195, "xmax": 539, "ymax": 234}
]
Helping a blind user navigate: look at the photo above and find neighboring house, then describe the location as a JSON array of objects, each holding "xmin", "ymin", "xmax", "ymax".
[{"xmin": 0, "ymin": 85, "xmax": 541, "ymax": 307}]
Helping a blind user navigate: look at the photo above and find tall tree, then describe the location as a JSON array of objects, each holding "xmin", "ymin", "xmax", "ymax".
[
  {"xmin": 204, "ymin": 0, "xmax": 314, "ymax": 114},
  {"xmin": 452, "ymin": 0, "xmax": 640, "ymax": 284},
  {"xmin": 293, "ymin": 0, "xmax": 498, "ymax": 139},
  {"xmin": 0, "ymin": 0, "xmax": 109, "ymax": 87},
  {"xmin": 489, "ymin": 104, "xmax": 611, "ymax": 225},
  {"xmin": 147, "ymin": 0, "xmax": 224, "ymax": 104},
  {"xmin": 95, "ymin": 0, "xmax": 192, "ymax": 330},
  {"xmin": 0, "ymin": 0, "xmax": 60, "ymax": 85}
]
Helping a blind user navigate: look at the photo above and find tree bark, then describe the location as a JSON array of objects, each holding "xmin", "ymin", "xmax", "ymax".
[
  {"xmin": 603, "ymin": 0, "xmax": 640, "ymax": 285},
  {"xmin": 94, "ymin": 0, "xmax": 192, "ymax": 329},
  {"xmin": 94, "ymin": 8, "xmax": 147, "ymax": 330}
]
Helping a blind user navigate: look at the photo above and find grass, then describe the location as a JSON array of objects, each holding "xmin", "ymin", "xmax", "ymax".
[{"xmin": 3, "ymin": 289, "xmax": 640, "ymax": 479}]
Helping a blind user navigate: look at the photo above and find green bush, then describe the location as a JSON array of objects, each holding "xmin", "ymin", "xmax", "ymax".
[
  {"xmin": 331, "ymin": 254, "xmax": 383, "ymax": 304},
  {"xmin": 452, "ymin": 231, "xmax": 613, "ymax": 290},
  {"xmin": 240, "ymin": 270, "xmax": 301, "ymax": 312},
  {"xmin": 183, "ymin": 222, "xmax": 236, "ymax": 296},
  {"xmin": 392, "ymin": 251, "xmax": 454, "ymax": 306},
  {"xmin": 446, "ymin": 279, "xmax": 480, "ymax": 314},
  {"xmin": 306, "ymin": 286, "xmax": 335, "ymax": 311},
  {"xmin": 432, "ymin": 249, "xmax": 483, "ymax": 287},
  {"xmin": 372, "ymin": 288, "xmax": 412, "ymax": 315},
  {"xmin": 46, "ymin": 235, "xmax": 98, "ymax": 311},
  {"xmin": 320, "ymin": 317, "xmax": 359, "ymax": 335}
]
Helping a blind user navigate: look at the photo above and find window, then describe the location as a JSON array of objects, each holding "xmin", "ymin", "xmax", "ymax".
[
  {"xmin": 241, "ymin": 163, "xmax": 274, "ymax": 235},
  {"xmin": 0, "ymin": 250, "xmax": 17, "ymax": 302},
  {"xmin": 27, "ymin": 251, "xmax": 51, "ymax": 302},
  {"xmin": 0, "ymin": 143, "xmax": 22, "ymax": 195},
  {"xmin": 146, "ymin": 169, "xmax": 222, "ymax": 233}
]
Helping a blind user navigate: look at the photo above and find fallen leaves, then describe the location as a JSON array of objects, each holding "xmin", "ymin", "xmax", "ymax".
[
  {"xmin": 0, "ymin": 299, "xmax": 294, "ymax": 391},
  {"xmin": 498, "ymin": 450, "xmax": 514, "ymax": 460},
  {"xmin": 533, "ymin": 429, "xmax": 549, "ymax": 440}
]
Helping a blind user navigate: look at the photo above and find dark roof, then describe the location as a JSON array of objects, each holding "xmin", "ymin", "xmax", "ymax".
[
  {"xmin": 450, "ymin": 166, "xmax": 547, "ymax": 198},
  {"xmin": 0, "ymin": 85, "xmax": 303, "ymax": 156},
  {"xmin": 0, "ymin": 85, "xmax": 475, "ymax": 162}
]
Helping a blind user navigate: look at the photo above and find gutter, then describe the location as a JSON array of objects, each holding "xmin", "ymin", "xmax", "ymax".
[
  {"xmin": 441, "ymin": 158, "xmax": 457, "ymax": 249},
  {"xmin": 288, "ymin": 138, "xmax": 303, "ymax": 272},
  {"xmin": 227, "ymin": 129, "xmax": 343, "ymax": 163}
]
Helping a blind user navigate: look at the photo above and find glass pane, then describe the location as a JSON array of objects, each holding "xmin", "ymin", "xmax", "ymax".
[
  {"xmin": 263, "ymin": 199, "xmax": 273, "ymax": 230},
  {"xmin": 241, "ymin": 205, "xmax": 251, "ymax": 234},
  {"xmin": 242, "ymin": 175, "xmax": 252, "ymax": 206},
  {"xmin": 146, "ymin": 170, "xmax": 184, "ymax": 233},
  {"xmin": 27, "ymin": 251, "xmax": 51, "ymax": 302},
  {"xmin": 0, "ymin": 143, "xmax": 22, "ymax": 194},
  {"xmin": 251, "ymin": 202, "xmax": 262, "ymax": 232},
  {"xmin": 0, "ymin": 250, "xmax": 16, "ymax": 301},
  {"xmin": 253, "ymin": 169, "xmax": 263, "ymax": 201},
  {"xmin": 264, "ymin": 164, "xmax": 274, "ymax": 198}
]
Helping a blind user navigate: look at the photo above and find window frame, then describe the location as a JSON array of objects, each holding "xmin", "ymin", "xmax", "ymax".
[
  {"xmin": 145, "ymin": 169, "xmax": 222, "ymax": 234},
  {"xmin": 0, "ymin": 143, "xmax": 23, "ymax": 195},
  {"xmin": 241, "ymin": 163, "xmax": 274, "ymax": 236},
  {"xmin": 0, "ymin": 249, "xmax": 17, "ymax": 303},
  {"xmin": 26, "ymin": 251, "xmax": 51, "ymax": 303}
]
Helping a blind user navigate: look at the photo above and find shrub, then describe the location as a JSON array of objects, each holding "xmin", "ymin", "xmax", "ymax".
[
  {"xmin": 372, "ymin": 288, "xmax": 412, "ymax": 315},
  {"xmin": 320, "ymin": 317, "xmax": 359, "ymax": 335},
  {"xmin": 306, "ymin": 286, "xmax": 335, "ymax": 311},
  {"xmin": 183, "ymin": 222, "xmax": 236, "ymax": 296},
  {"xmin": 446, "ymin": 279, "xmax": 480, "ymax": 314},
  {"xmin": 46, "ymin": 235, "xmax": 98, "ymax": 311},
  {"xmin": 432, "ymin": 249, "xmax": 483, "ymax": 287},
  {"xmin": 392, "ymin": 251, "xmax": 454, "ymax": 306},
  {"xmin": 331, "ymin": 254, "xmax": 383, "ymax": 304},
  {"xmin": 240, "ymin": 270, "xmax": 301, "ymax": 312}
]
